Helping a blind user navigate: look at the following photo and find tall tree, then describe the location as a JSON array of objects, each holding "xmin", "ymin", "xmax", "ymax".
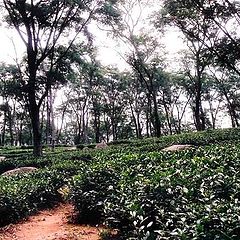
[
  {"xmin": 0, "ymin": 63, "xmax": 26, "ymax": 145},
  {"xmin": 157, "ymin": 0, "xmax": 215, "ymax": 130},
  {"xmin": 3, "ymin": 0, "xmax": 121, "ymax": 156}
]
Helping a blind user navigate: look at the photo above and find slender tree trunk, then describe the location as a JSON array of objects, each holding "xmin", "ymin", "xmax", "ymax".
[
  {"xmin": 111, "ymin": 117, "xmax": 116, "ymax": 141},
  {"xmin": 95, "ymin": 114, "xmax": 101, "ymax": 143},
  {"xmin": 224, "ymin": 94, "xmax": 239, "ymax": 127},
  {"xmin": 93, "ymin": 106, "xmax": 101, "ymax": 143},
  {"xmin": 29, "ymin": 105, "xmax": 42, "ymax": 156},
  {"xmin": 19, "ymin": 122, "xmax": 23, "ymax": 146},
  {"xmin": 111, "ymin": 104, "xmax": 117, "ymax": 141},
  {"xmin": 146, "ymin": 111, "xmax": 150, "ymax": 138},
  {"xmin": 75, "ymin": 120, "xmax": 81, "ymax": 145},
  {"xmin": 104, "ymin": 112, "xmax": 110, "ymax": 142},
  {"xmin": 80, "ymin": 98, "xmax": 88, "ymax": 143},
  {"xmin": 152, "ymin": 93, "xmax": 161, "ymax": 137},
  {"xmin": 229, "ymin": 104, "xmax": 239, "ymax": 127},
  {"xmin": 56, "ymin": 110, "xmax": 66, "ymax": 144},
  {"xmin": 136, "ymin": 113, "xmax": 142, "ymax": 138},
  {"xmin": 130, "ymin": 102, "xmax": 139, "ymax": 138},
  {"xmin": 194, "ymin": 76, "xmax": 206, "ymax": 131},
  {"xmin": 48, "ymin": 88, "xmax": 55, "ymax": 150},
  {"xmin": 9, "ymin": 116, "xmax": 14, "ymax": 146},
  {"xmin": 27, "ymin": 49, "xmax": 43, "ymax": 156},
  {"xmin": 46, "ymin": 93, "xmax": 51, "ymax": 145},
  {"xmin": 146, "ymin": 96, "xmax": 153, "ymax": 137},
  {"xmin": 194, "ymin": 53, "xmax": 206, "ymax": 131},
  {"xmin": 162, "ymin": 95, "xmax": 172, "ymax": 135},
  {"xmin": 194, "ymin": 88, "xmax": 202, "ymax": 131},
  {"xmin": 1, "ymin": 110, "xmax": 6, "ymax": 146},
  {"xmin": 208, "ymin": 99, "xmax": 216, "ymax": 129},
  {"xmin": 28, "ymin": 89, "xmax": 42, "ymax": 156}
]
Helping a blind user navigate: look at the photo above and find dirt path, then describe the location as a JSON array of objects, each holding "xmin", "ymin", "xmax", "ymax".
[{"xmin": 0, "ymin": 204, "xmax": 101, "ymax": 240}]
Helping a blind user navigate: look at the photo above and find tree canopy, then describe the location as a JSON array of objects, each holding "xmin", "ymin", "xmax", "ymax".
[{"xmin": 0, "ymin": 0, "xmax": 240, "ymax": 152}]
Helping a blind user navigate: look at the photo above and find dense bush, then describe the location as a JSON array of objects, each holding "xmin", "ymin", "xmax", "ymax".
[
  {"xmin": 109, "ymin": 128, "xmax": 240, "ymax": 152},
  {"xmin": 70, "ymin": 167, "xmax": 121, "ymax": 224},
  {"xmin": 2, "ymin": 128, "xmax": 240, "ymax": 239},
  {"xmin": 0, "ymin": 170, "xmax": 66, "ymax": 226},
  {"xmin": 69, "ymin": 143, "xmax": 240, "ymax": 239}
]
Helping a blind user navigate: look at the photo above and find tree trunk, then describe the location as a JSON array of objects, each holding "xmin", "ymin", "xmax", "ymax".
[
  {"xmin": 224, "ymin": 94, "xmax": 239, "ymax": 128},
  {"xmin": 95, "ymin": 114, "xmax": 100, "ymax": 143},
  {"xmin": 136, "ymin": 113, "xmax": 142, "ymax": 138},
  {"xmin": 56, "ymin": 100, "xmax": 69, "ymax": 144},
  {"xmin": 162, "ymin": 95, "xmax": 172, "ymax": 135},
  {"xmin": 27, "ymin": 45, "xmax": 42, "ymax": 156},
  {"xmin": 93, "ymin": 106, "xmax": 101, "ymax": 143},
  {"xmin": 28, "ymin": 90, "xmax": 42, "ymax": 156},
  {"xmin": 228, "ymin": 103, "xmax": 239, "ymax": 127},
  {"xmin": 9, "ymin": 116, "xmax": 14, "ymax": 146},
  {"xmin": 130, "ymin": 103, "xmax": 139, "ymax": 138},
  {"xmin": 19, "ymin": 122, "xmax": 23, "ymax": 146},
  {"xmin": 30, "ymin": 106, "xmax": 42, "ymax": 156},
  {"xmin": 146, "ymin": 111, "xmax": 150, "ymax": 138},
  {"xmin": 104, "ymin": 112, "xmax": 110, "ymax": 142},
  {"xmin": 152, "ymin": 93, "xmax": 161, "ymax": 137},
  {"xmin": 146, "ymin": 96, "xmax": 152, "ymax": 137},
  {"xmin": 1, "ymin": 110, "xmax": 6, "ymax": 146},
  {"xmin": 49, "ymin": 88, "xmax": 55, "ymax": 150},
  {"xmin": 194, "ymin": 82, "xmax": 205, "ymax": 131}
]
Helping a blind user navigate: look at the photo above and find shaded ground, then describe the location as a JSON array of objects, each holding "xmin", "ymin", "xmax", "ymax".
[{"xmin": 0, "ymin": 204, "xmax": 101, "ymax": 240}]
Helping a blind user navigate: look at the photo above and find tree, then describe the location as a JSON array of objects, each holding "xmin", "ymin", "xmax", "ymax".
[
  {"xmin": 0, "ymin": 63, "xmax": 28, "ymax": 145},
  {"xmin": 182, "ymin": 0, "xmax": 240, "ymax": 75},
  {"xmin": 157, "ymin": 0, "xmax": 217, "ymax": 130},
  {"xmin": 123, "ymin": 71, "xmax": 145, "ymax": 138},
  {"xmin": 3, "ymin": 0, "xmax": 121, "ymax": 156},
  {"xmin": 209, "ymin": 68, "xmax": 240, "ymax": 127}
]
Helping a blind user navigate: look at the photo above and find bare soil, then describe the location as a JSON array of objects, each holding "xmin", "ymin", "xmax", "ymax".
[{"xmin": 0, "ymin": 204, "xmax": 101, "ymax": 240}]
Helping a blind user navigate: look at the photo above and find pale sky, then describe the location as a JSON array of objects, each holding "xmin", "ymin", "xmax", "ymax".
[{"xmin": 0, "ymin": 27, "xmax": 25, "ymax": 64}]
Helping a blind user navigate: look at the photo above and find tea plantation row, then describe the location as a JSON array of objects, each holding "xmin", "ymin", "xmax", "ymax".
[
  {"xmin": 1, "ymin": 128, "xmax": 240, "ymax": 239},
  {"xmin": 70, "ymin": 144, "xmax": 240, "ymax": 239}
]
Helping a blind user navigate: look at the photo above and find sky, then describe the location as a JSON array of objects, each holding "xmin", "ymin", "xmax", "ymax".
[
  {"xmin": 0, "ymin": 25, "xmax": 29, "ymax": 65},
  {"xmin": 0, "ymin": 24, "xmax": 128, "ymax": 67}
]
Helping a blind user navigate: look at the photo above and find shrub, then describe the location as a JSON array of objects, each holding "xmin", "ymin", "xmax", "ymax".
[
  {"xmin": 70, "ymin": 168, "xmax": 120, "ymax": 224},
  {"xmin": 69, "ymin": 142, "xmax": 240, "ymax": 239},
  {"xmin": 0, "ymin": 169, "xmax": 67, "ymax": 227}
]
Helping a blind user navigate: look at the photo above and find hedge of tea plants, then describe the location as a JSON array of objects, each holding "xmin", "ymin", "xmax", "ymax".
[
  {"xmin": 0, "ymin": 170, "xmax": 65, "ymax": 226},
  {"xmin": 1, "ymin": 128, "xmax": 240, "ymax": 239},
  {"xmin": 69, "ymin": 143, "xmax": 240, "ymax": 239},
  {"xmin": 0, "ymin": 154, "xmax": 89, "ymax": 226}
]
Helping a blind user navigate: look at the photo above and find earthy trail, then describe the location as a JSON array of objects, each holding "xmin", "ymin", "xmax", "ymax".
[{"xmin": 0, "ymin": 204, "xmax": 101, "ymax": 240}]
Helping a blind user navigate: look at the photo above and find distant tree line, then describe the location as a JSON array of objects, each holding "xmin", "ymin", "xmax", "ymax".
[{"xmin": 0, "ymin": 0, "xmax": 240, "ymax": 155}]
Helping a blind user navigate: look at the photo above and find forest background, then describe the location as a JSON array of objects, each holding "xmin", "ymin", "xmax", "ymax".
[{"xmin": 0, "ymin": 0, "xmax": 239, "ymax": 156}]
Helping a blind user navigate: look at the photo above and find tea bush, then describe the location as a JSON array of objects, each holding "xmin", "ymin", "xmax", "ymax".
[
  {"xmin": 70, "ymin": 167, "xmax": 121, "ymax": 224},
  {"xmin": 0, "ymin": 170, "xmax": 66, "ymax": 226},
  {"xmin": 69, "ymin": 143, "xmax": 240, "ymax": 239},
  {"xmin": 0, "ymin": 148, "xmax": 95, "ymax": 226},
  {"xmin": 2, "ymin": 128, "xmax": 240, "ymax": 239}
]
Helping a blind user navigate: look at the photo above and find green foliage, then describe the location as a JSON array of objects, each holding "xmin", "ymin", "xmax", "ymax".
[
  {"xmin": 0, "ymin": 148, "xmax": 92, "ymax": 226},
  {"xmin": 70, "ymin": 167, "xmax": 120, "ymax": 224},
  {"xmin": 67, "ymin": 128, "xmax": 240, "ymax": 239},
  {"xmin": 0, "ymin": 170, "xmax": 64, "ymax": 226},
  {"xmin": 108, "ymin": 128, "xmax": 240, "ymax": 153},
  {"xmin": 2, "ymin": 128, "xmax": 240, "ymax": 239}
]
